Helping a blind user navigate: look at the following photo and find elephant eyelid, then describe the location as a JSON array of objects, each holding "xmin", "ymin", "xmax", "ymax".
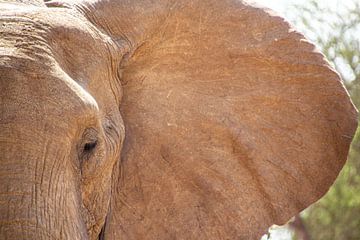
[{"xmin": 78, "ymin": 128, "xmax": 99, "ymax": 161}]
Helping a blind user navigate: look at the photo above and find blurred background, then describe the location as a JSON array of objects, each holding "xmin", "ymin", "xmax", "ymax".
[{"xmin": 253, "ymin": 0, "xmax": 360, "ymax": 239}]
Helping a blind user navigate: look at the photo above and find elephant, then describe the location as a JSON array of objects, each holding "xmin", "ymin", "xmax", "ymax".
[{"xmin": 0, "ymin": 0, "xmax": 358, "ymax": 239}]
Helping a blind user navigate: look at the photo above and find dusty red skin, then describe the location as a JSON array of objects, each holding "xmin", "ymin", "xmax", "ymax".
[{"xmin": 0, "ymin": 0, "xmax": 358, "ymax": 239}]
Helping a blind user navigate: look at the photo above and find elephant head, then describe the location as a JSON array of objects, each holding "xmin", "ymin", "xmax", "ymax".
[{"xmin": 0, "ymin": 0, "xmax": 357, "ymax": 239}]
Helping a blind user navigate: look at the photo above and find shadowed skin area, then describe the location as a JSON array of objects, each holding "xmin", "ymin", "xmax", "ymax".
[{"xmin": 0, "ymin": 0, "xmax": 358, "ymax": 239}]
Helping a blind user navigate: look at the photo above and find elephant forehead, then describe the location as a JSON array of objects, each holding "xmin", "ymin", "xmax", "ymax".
[
  {"xmin": 44, "ymin": 10, "xmax": 119, "ymax": 67},
  {"xmin": 0, "ymin": 7, "xmax": 102, "ymax": 128},
  {"xmin": 0, "ymin": 3, "xmax": 120, "ymax": 71},
  {"xmin": 38, "ymin": 7, "xmax": 123, "ymax": 109},
  {"xmin": 1, "ymin": 5, "xmax": 120, "ymax": 111}
]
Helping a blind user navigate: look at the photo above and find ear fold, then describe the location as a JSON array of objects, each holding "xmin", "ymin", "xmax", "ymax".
[{"xmin": 83, "ymin": 0, "xmax": 357, "ymax": 239}]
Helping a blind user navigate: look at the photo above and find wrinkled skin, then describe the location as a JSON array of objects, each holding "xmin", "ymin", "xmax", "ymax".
[{"xmin": 0, "ymin": 0, "xmax": 358, "ymax": 239}]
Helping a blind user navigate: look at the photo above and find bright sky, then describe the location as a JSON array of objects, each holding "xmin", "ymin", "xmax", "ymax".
[
  {"xmin": 252, "ymin": 0, "xmax": 306, "ymax": 14},
  {"xmin": 253, "ymin": 0, "xmax": 354, "ymax": 14}
]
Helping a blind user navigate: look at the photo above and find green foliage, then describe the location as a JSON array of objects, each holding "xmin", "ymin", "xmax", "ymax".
[
  {"xmin": 287, "ymin": 1, "xmax": 360, "ymax": 239},
  {"xmin": 301, "ymin": 133, "xmax": 360, "ymax": 239}
]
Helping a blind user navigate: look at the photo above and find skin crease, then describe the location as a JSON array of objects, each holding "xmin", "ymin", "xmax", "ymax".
[{"xmin": 0, "ymin": 0, "xmax": 358, "ymax": 240}]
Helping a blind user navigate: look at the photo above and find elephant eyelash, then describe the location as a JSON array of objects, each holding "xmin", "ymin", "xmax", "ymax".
[
  {"xmin": 78, "ymin": 139, "xmax": 98, "ymax": 173},
  {"xmin": 80, "ymin": 138, "xmax": 98, "ymax": 161},
  {"xmin": 78, "ymin": 128, "xmax": 99, "ymax": 163}
]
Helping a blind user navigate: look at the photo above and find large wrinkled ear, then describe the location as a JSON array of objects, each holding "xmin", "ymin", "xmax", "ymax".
[{"xmin": 91, "ymin": 1, "xmax": 357, "ymax": 239}]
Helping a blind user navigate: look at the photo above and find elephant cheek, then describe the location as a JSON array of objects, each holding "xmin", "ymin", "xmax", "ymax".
[
  {"xmin": 81, "ymin": 170, "xmax": 115, "ymax": 238},
  {"xmin": 0, "ymin": 138, "xmax": 88, "ymax": 240}
]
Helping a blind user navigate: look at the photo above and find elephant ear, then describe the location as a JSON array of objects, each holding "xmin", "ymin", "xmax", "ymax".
[{"xmin": 98, "ymin": 1, "xmax": 357, "ymax": 239}]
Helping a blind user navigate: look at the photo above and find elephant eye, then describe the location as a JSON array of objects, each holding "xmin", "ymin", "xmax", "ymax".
[
  {"xmin": 78, "ymin": 128, "xmax": 99, "ymax": 164},
  {"xmin": 84, "ymin": 140, "xmax": 97, "ymax": 152}
]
